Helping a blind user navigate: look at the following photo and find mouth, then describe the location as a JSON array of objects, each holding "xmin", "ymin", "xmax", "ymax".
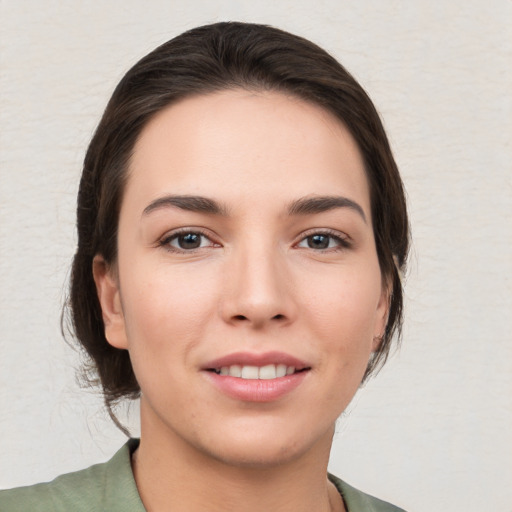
[
  {"xmin": 202, "ymin": 352, "xmax": 311, "ymax": 402},
  {"xmin": 207, "ymin": 364, "xmax": 310, "ymax": 380}
]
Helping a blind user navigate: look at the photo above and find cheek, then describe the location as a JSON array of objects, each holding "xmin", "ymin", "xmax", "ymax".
[
  {"xmin": 119, "ymin": 262, "xmax": 220, "ymax": 354},
  {"xmin": 118, "ymin": 265, "xmax": 221, "ymax": 409},
  {"xmin": 299, "ymin": 267, "xmax": 382, "ymax": 353}
]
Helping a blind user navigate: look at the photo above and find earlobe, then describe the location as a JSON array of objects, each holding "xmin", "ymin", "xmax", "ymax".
[
  {"xmin": 372, "ymin": 334, "xmax": 383, "ymax": 353},
  {"xmin": 92, "ymin": 255, "xmax": 128, "ymax": 350},
  {"xmin": 372, "ymin": 280, "xmax": 392, "ymax": 352}
]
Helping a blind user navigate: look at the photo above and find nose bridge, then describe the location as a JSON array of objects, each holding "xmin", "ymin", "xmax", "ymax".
[{"xmin": 221, "ymin": 234, "xmax": 294, "ymax": 326}]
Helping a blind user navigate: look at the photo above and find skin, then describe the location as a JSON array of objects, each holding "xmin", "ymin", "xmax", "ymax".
[{"xmin": 94, "ymin": 89, "xmax": 389, "ymax": 512}]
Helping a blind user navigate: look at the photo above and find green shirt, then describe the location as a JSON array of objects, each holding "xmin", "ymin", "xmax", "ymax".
[{"xmin": 0, "ymin": 439, "xmax": 406, "ymax": 511}]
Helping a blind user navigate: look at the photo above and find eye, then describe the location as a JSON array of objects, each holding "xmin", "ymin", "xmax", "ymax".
[
  {"xmin": 160, "ymin": 230, "xmax": 217, "ymax": 252},
  {"xmin": 296, "ymin": 231, "xmax": 350, "ymax": 251}
]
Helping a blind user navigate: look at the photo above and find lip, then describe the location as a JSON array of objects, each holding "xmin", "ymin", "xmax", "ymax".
[
  {"xmin": 202, "ymin": 351, "xmax": 311, "ymax": 402},
  {"xmin": 202, "ymin": 351, "xmax": 309, "ymax": 370}
]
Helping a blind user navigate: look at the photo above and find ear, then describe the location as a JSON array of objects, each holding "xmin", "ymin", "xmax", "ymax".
[
  {"xmin": 372, "ymin": 276, "xmax": 392, "ymax": 352},
  {"xmin": 92, "ymin": 255, "xmax": 128, "ymax": 350}
]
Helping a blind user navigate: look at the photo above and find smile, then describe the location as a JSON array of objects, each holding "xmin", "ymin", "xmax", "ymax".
[
  {"xmin": 212, "ymin": 364, "xmax": 300, "ymax": 379},
  {"xmin": 203, "ymin": 352, "xmax": 311, "ymax": 401}
]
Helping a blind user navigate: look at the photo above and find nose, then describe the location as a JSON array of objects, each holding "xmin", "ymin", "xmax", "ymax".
[{"xmin": 219, "ymin": 242, "xmax": 297, "ymax": 329}]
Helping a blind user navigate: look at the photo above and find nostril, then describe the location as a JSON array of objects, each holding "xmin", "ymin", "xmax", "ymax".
[{"xmin": 231, "ymin": 313, "xmax": 285, "ymax": 322}]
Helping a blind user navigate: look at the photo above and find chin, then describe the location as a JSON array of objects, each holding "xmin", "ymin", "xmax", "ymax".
[
  {"xmin": 195, "ymin": 420, "xmax": 335, "ymax": 470},
  {"xmin": 204, "ymin": 440, "xmax": 307, "ymax": 469}
]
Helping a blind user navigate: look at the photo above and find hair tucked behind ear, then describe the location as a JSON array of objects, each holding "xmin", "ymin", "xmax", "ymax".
[{"xmin": 64, "ymin": 21, "xmax": 409, "ymax": 427}]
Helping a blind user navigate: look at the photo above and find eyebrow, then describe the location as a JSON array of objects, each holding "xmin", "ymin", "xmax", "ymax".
[
  {"xmin": 287, "ymin": 195, "xmax": 367, "ymax": 223},
  {"xmin": 142, "ymin": 194, "xmax": 366, "ymax": 223},
  {"xmin": 142, "ymin": 195, "xmax": 229, "ymax": 217}
]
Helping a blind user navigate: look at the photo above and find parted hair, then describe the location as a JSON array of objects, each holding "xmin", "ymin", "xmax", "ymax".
[{"xmin": 67, "ymin": 21, "xmax": 409, "ymax": 419}]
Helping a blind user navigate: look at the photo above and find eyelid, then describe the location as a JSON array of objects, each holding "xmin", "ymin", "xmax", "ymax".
[
  {"xmin": 158, "ymin": 227, "xmax": 221, "ymax": 252},
  {"xmin": 156, "ymin": 227, "xmax": 351, "ymax": 253},
  {"xmin": 294, "ymin": 228, "xmax": 352, "ymax": 250}
]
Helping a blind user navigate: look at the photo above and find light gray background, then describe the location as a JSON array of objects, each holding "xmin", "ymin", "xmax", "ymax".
[{"xmin": 1, "ymin": 1, "xmax": 511, "ymax": 511}]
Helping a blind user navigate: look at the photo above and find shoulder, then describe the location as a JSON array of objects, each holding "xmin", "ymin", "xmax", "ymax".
[
  {"xmin": 329, "ymin": 473, "xmax": 408, "ymax": 512},
  {"xmin": 0, "ymin": 439, "xmax": 144, "ymax": 512},
  {"xmin": 0, "ymin": 461, "xmax": 108, "ymax": 511}
]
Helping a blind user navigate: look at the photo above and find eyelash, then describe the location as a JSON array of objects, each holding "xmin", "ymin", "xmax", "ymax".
[
  {"xmin": 295, "ymin": 229, "xmax": 351, "ymax": 252},
  {"xmin": 158, "ymin": 228, "xmax": 218, "ymax": 253},
  {"xmin": 158, "ymin": 228, "xmax": 351, "ymax": 253}
]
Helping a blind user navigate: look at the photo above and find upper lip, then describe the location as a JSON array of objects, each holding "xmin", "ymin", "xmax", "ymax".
[{"xmin": 203, "ymin": 351, "xmax": 310, "ymax": 370}]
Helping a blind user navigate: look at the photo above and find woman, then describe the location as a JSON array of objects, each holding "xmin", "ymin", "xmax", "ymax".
[{"xmin": 0, "ymin": 22, "xmax": 409, "ymax": 511}]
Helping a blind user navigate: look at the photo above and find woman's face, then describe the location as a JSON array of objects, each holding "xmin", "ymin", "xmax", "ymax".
[{"xmin": 95, "ymin": 89, "xmax": 389, "ymax": 467}]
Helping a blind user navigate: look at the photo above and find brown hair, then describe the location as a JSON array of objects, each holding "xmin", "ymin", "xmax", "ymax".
[{"xmin": 67, "ymin": 21, "xmax": 409, "ymax": 420}]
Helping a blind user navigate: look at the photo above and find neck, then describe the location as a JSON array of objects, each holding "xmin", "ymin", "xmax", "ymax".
[{"xmin": 132, "ymin": 403, "xmax": 344, "ymax": 512}]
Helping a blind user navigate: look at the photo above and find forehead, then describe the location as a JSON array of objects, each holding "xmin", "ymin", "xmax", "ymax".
[{"xmin": 127, "ymin": 89, "xmax": 370, "ymax": 214}]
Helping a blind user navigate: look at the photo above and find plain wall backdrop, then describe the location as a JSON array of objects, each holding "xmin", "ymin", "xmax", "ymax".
[{"xmin": 1, "ymin": 1, "xmax": 511, "ymax": 511}]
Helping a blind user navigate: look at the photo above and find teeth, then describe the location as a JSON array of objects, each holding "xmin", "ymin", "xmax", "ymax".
[
  {"xmin": 259, "ymin": 364, "xmax": 276, "ymax": 380},
  {"xmin": 241, "ymin": 366, "xmax": 259, "ymax": 379},
  {"xmin": 276, "ymin": 364, "xmax": 287, "ymax": 378},
  {"xmin": 229, "ymin": 364, "xmax": 242, "ymax": 377},
  {"xmin": 215, "ymin": 364, "xmax": 297, "ymax": 379}
]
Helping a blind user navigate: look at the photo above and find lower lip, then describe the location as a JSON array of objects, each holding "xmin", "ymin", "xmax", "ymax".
[{"xmin": 204, "ymin": 371, "xmax": 309, "ymax": 402}]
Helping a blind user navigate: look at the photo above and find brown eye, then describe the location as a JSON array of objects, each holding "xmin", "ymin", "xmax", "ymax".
[
  {"xmin": 162, "ymin": 231, "xmax": 214, "ymax": 251},
  {"xmin": 296, "ymin": 231, "xmax": 350, "ymax": 251},
  {"xmin": 307, "ymin": 234, "xmax": 330, "ymax": 249},
  {"xmin": 175, "ymin": 233, "xmax": 202, "ymax": 249}
]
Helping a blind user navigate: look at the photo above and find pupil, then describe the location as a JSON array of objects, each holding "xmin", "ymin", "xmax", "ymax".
[
  {"xmin": 308, "ymin": 235, "xmax": 329, "ymax": 249},
  {"xmin": 179, "ymin": 233, "xmax": 201, "ymax": 249}
]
